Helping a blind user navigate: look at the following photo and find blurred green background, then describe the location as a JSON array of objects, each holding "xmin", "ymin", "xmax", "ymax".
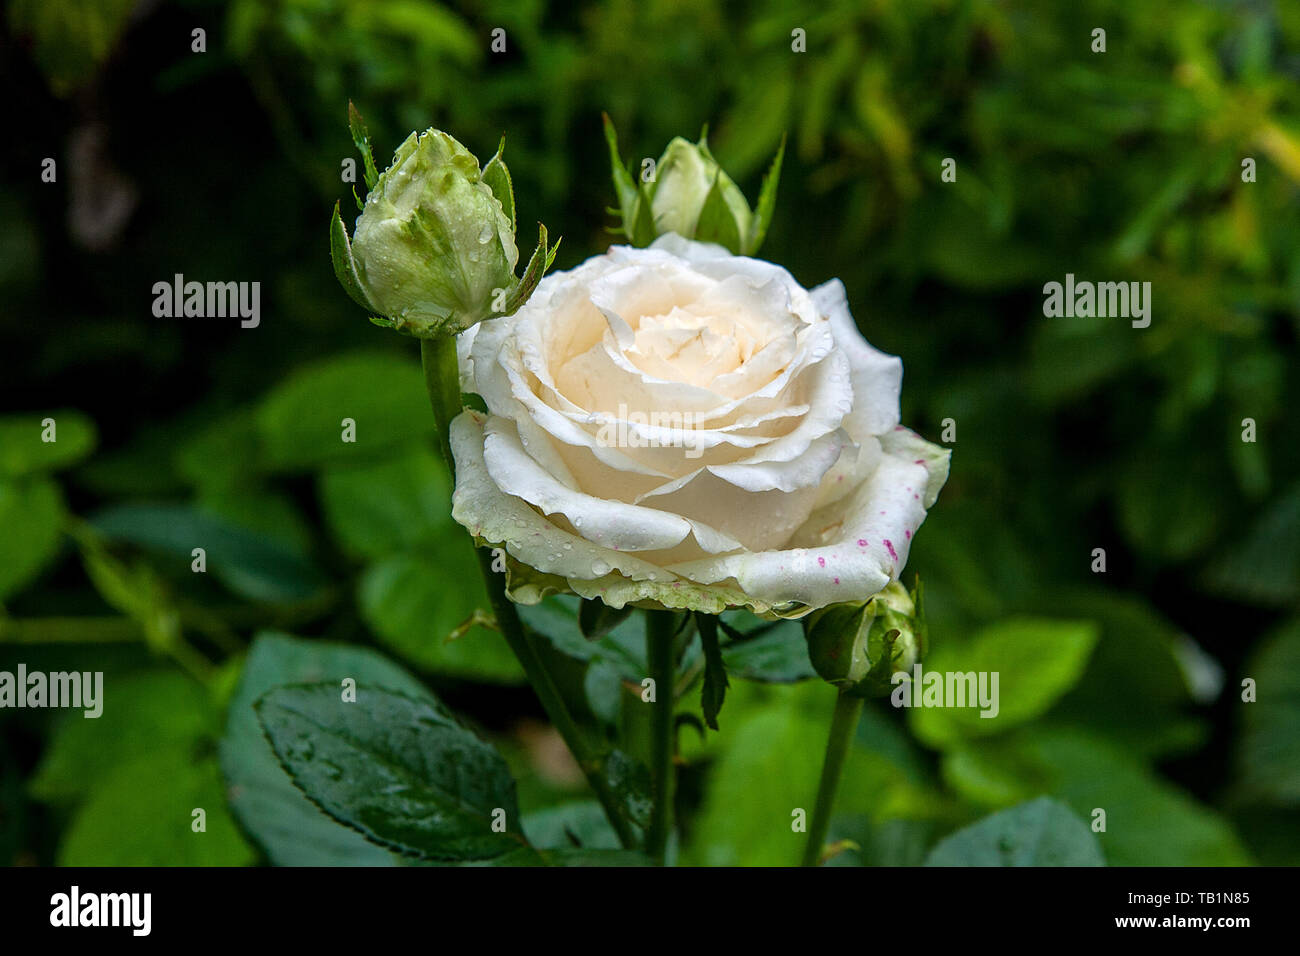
[{"xmin": 1, "ymin": 0, "xmax": 1298, "ymax": 866}]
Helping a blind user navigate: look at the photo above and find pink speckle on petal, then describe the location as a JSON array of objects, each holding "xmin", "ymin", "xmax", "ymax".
[
  {"xmin": 833, "ymin": 577, "xmax": 840, "ymax": 585},
  {"xmin": 905, "ymin": 530, "xmax": 912, "ymax": 539},
  {"xmin": 857, "ymin": 539, "xmax": 868, "ymax": 546},
  {"xmin": 817, "ymin": 556, "xmax": 826, "ymax": 567},
  {"xmin": 914, "ymin": 459, "xmax": 925, "ymax": 465},
  {"xmin": 914, "ymin": 494, "xmax": 920, "ymax": 500},
  {"xmin": 884, "ymin": 539, "xmax": 898, "ymax": 561}
]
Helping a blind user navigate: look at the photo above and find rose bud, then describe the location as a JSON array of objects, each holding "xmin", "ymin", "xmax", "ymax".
[
  {"xmin": 603, "ymin": 116, "xmax": 784, "ymax": 256},
  {"xmin": 803, "ymin": 581, "xmax": 925, "ymax": 696},
  {"xmin": 331, "ymin": 106, "xmax": 558, "ymax": 339}
]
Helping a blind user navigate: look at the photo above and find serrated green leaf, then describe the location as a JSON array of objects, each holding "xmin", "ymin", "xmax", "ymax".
[
  {"xmin": 220, "ymin": 632, "xmax": 434, "ymax": 865},
  {"xmin": 522, "ymin": 800, "xmax": 621, "ymax": 850},
  {"xmin": 518, "ymin": 596, "xmax": 602, "ymax": 662},
  {"xmin": 924, "ymin": 797, "xmax": 1104, "ymax": 867},
  {"xmin": 255, "ymin": 351, "xmax": 432, "ymax": 469},
  {"xmin": 174, "ymin": 409, "xmax": 262, "ymax": 489},
  {"xmin": 685, "ymin": 682, "xmax": 941, "ymax": 865},
  {"xmin": 698, "ymin": 614, "xmax": 729, "ymax": 729},
  {"xmin": 89, "ymin": 503, "xmax": 328, "ymax": 604},
  {"xmin": 30, "ymin": 671, "xmax": 212, "ymax": 804},
  {"xmin": 1006, "ymin": 728, "xmax": 1250, "ymax": 865},
  {"xmin": 358, "ymin": 551, "xmax": 523, "ymax": 684},
  {"xmin": 318, "ymin": 444, "xmax": 454, "ymax": 559},
  {"xmin": 909, "ymin": 618, "xmax": 1100, "ymax": 746},
  {"xmin": 256, "ymin": 682, "xmax": 524, "ymax": 861},
  {"xmin": 58, "ymin": 750, "xmax": 254, "ymax": 866},
  {"xmin": 721, "ymin": 620, "xmax": 817, "ymax": 683}
]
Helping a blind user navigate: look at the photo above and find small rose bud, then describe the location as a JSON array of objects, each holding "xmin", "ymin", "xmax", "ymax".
[
  {"xmin": 650, "ymin": 137, "xmax": 753, "ymax": 246},
  {"xmin": 603, "ymin": 116, "xmax": 784, "ymax": 256},
  {"xmin": 803, "ymin": 581, "xmax": 926, "ymax": 697},
  {"xmin": 331, "ymin": 106, "xmax": 558, "ymax": 339},
  {"xmin": 352, "ymin": 129, "xmax": 517, "ymax": 333}
]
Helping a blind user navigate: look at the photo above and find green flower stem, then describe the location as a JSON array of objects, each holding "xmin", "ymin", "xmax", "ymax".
[
  {"xmin": 421, "ymin": 337, "xmax": 461, "ymax": 469},
  {"xmin": 420, "ymin": 335, "xmax": 638, "ymax": 851},
  {"xmin": 471, "ymin": 548, "xmax": 637, "ymax": 849},
  {"xmin": 802, "ymin": 690, "xmax": 864, "ymax": 867},
  {"xmin": 646, "ymin": 610, "xmax": 678, "ymax": 864}
]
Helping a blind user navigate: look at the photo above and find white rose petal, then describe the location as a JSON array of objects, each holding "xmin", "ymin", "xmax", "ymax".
[{"xmin": 450, "ymin": 234, "xmax": 950, "ymax": 616}]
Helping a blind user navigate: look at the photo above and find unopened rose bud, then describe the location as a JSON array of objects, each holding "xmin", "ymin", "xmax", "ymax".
[
  {"xmin": 353, "ymin": 129, "xmax": 517, "ymax": 333},
  {"xmin": 603, "ymin": 116, "xmax": 784, "ymax": 256},
  {"xmin": 650, "ymin": 137, "xmax": 753, "ymax": 245},
  {"xmin": 331, "ymin": 107, "xmax": 558, "ymax": 339},
  {"xmin": 803, "ymin": 581, "xmax": 925, "ymax": 696}
]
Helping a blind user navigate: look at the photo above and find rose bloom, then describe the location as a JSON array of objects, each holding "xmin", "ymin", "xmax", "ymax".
[{"xmin": 451, "ymin": 235, "xmax": 949, "ymax": 616}]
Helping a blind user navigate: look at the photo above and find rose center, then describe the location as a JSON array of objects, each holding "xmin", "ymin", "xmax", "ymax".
[{"xmin": 624, "ymin": 305, "xmax": 758, "ymax": 386}]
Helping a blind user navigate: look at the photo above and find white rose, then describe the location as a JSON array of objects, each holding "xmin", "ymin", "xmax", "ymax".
[{"xmin": 450, "ymin": 234, "xmax": 950, "ymax": 616}]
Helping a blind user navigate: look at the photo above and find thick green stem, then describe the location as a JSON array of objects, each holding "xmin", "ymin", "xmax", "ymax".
[
  {"xmin": 420, "ymin": 337, "xmax": 461, "ymax": 469},
  {"xmin": 420, "ymin": 335, "xmax": 637, "ymax": 851},
  {"xmin": 645, "ymin": 610, "xmax": 677, "ymax": 863},
  {"xmin": 802, "ymin": 690, "xmax": 864, "ymax": 866},
  {"xmin": 474, "ymin": 550, "xmax": 636, "ymax": 849}
]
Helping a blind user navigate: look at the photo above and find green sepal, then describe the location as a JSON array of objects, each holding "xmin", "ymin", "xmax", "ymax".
[
  {"xmin": 602, "ymin": 113, "xmax": 640, "ymax": 235},
  {"xmin": 482, "ymin": 136, "xmax": 516, "ymax": 234},
  {"xmin": 348, "ymin": 100, "xmax": 379, "ymax": 190},
  {"xmin": 694, "ymin": 171, "xmax": 744, "ymax": 253},
  {"xmin": 330, "ymin": 201, "xmax": 375, "ymax": 312},
  {"xmin": 746, "ymin": 132, "xmax": 785, "ymax": 255},
  {"xmin": 843, "ymin": 621, "xmax": 904, "ymax": 700},
  {"xmin": 255, "ymin": 682, "xmax": 525, "ymax": 861},
  {"xmin": 504, "ymin": 223, "xmax": 560, "ymax": 316},
  {"xmin": 629, "ymin": 181, "xmax": 657, "ymax": 247},
  {"xmin": 804, "ymin": 602, "xmax": 873, "ymax": 687}
]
